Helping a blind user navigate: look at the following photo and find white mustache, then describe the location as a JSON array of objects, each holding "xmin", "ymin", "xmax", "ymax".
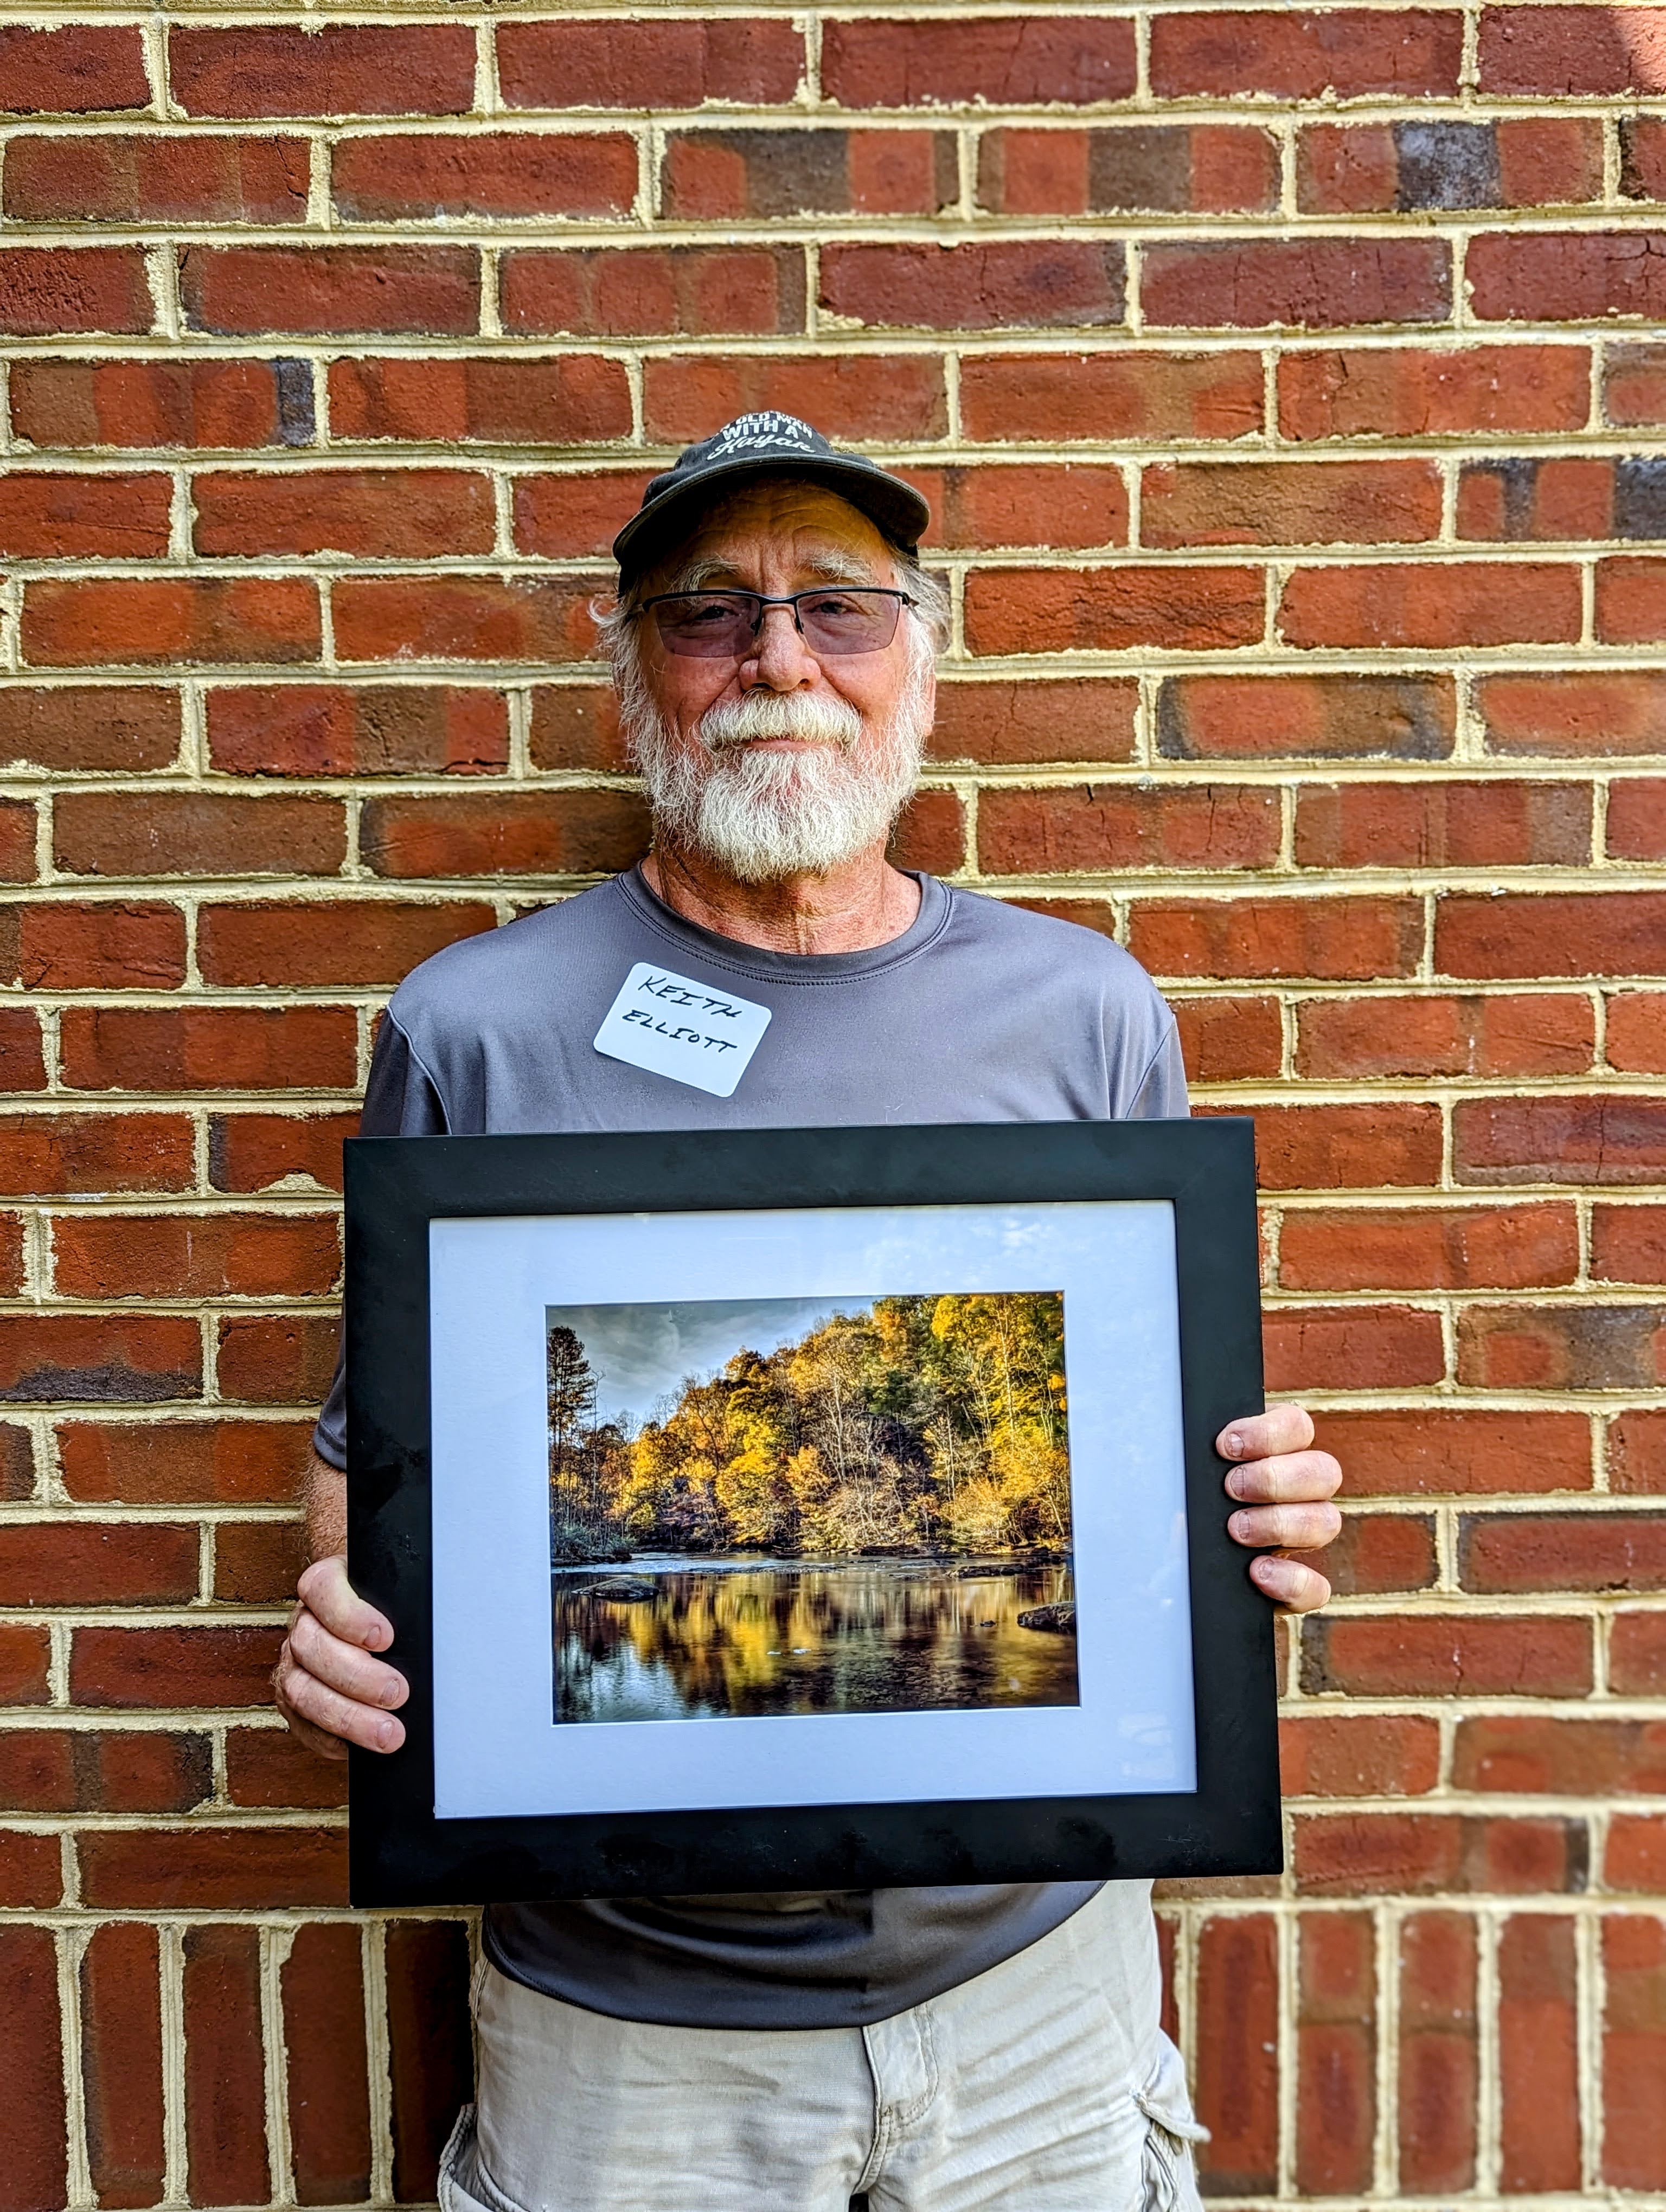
[{"xmin": 698, "ymin": 692, "xmax": 864, "ymax": 751}]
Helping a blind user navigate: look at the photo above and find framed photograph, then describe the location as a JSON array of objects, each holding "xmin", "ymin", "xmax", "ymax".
[{"xmin": 345, "ymin": 1121, "xmax": 1278, "ymax": 1907}]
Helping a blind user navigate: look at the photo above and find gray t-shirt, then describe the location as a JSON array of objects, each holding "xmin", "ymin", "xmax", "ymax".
[{"xmin": 315, "ymin": 865, "xmax": 1187, "ymax": 2029}]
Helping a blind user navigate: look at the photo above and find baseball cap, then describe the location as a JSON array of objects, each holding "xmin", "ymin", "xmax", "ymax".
[{"xmin": 612, "ymin": 412, "xmax": 932, "ymax": 578}]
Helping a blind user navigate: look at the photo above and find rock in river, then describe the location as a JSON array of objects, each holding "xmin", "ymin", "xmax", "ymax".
[
  {"xmin": 586, "ymin": 1579, "xmax": 658, "ymax": 1603},
  {"xmin": 1016, "ymin": 1603, "xmax": 1077, "ymax": 1635}
]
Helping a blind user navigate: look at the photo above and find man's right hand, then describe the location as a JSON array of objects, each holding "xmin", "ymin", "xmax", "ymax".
[{"xmin": 274, "ymin": 1554, "xmax": 408, "ymax": 1759}]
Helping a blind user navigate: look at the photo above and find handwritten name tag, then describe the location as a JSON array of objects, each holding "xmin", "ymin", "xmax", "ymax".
[{"xmin": 593, "ymin": 962, "xmax": 772, "ymax": 1099}]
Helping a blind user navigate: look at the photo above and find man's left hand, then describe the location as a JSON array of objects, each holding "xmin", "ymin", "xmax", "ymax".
[{"xmin": 1218, "ymin": 1404, "xmax": 1341, "ymax": 1613}]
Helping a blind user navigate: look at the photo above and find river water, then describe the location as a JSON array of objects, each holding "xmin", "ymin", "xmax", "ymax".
[{"xmin": 551, "ymin": 1554, "xmax": 1078, "ymax": 1724}]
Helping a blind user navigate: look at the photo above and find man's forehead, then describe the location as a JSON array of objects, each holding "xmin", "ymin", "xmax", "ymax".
[{"xmin": 655, "ymin": 479, "xmax": 896, "ymax": 578}]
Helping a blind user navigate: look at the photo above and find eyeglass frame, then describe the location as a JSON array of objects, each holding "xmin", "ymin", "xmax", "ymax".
[{"xmin": 630, "ymin": 586, "xmax": 918, "ymax": 658}]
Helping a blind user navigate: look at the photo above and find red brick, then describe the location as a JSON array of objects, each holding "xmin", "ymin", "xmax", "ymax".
[
  {"xmin": 193, "ymin": 468, "xmax": 493, "ymax": 560},
  {"xmin": 60, "ymin": 1004, "xmax": 357, "ymax": 1094},
  {"xmin": 821, "ymin": 241, "xmax": 1123, "ymax": 332},
  {"xmin": 0, "ymin": 1211, "xmax": 21, "ymax": 1297},
  {"xmin": 1470, "ymin": 232, "xmax": 1666, "ymax": 323},
  {"xmin": 0, "ymin": 25, "xmax": 148, "ymax": 114},
  {"xmin": 1606, "ymin": 341, "xmax": 1666, "ymax": 428},
  {"xmin": 1594, "ymin": 1207, "xmax": 1666, "ymax": 1286},
  {"xmin": 0, "ymin": 472, "xmax": 170, "ymax": 560},
  {"xmin": 1279, "ymin": 560, "xmax": 1580, "ymax": 648},
  {"xmin": 980, "ymin": 123, "xmax": 1277, "ymax": 217},
  {"xmin": 0, "ymin": 1313, "xmax": 200, "ymax": 1404},
  {"xmin": 1192, "ymin": 1915, "xmax": 1278, "ymax": 2195},
  {"xmin": 1603, "ymin": 1917, "xmax": 1666, "ymax": 2188},
  {"xmin": 0, "ymin": 1728, "xmax": 209, "ymax": 1814},
  {"xmin": 59, "ymin": 1417, "xmax": 310, "ymax": 1505},
  {"xmin": 182, "ymin": 1925, "xmax": 270, "ymax": 2207},
  {"xmin": 82, "ymin": 1825, "xmax": 344, "ymax": 1909},
  {"xmin": 332, "ymin": 575, "xmax": 600, "ymax": 666},
  {"xmin": 1298, "ymin": 991, "xmax": 1593, "ymax": 1078},
  {"xmin": 71, "ymin": 1624, "xmax": 283, "ymax": 1708},
  {"xmin": 1459, "ymin": 1299, "xmax": 1665, "ymax": 1388},
  {"xmin": 214, "ymin": 1519, "xmax": 299, "ymax": 1605},
  {"xmin": 1290, "ymin": 1512, "xmax": 1438, "ymax": 1596},
  {"xmin": 1130, "ymin": 896, "xmax": 1422, "ymax": 981},
  {"xmin": 385, "ymin": 1922, "xmax": 475, "ymax": 2203},
  {"xmin": 0, "ymin": 1112, "xmax": 191, "ymax": 1195},
  {"xmin": 0, "ymin": 802, "xmax": 34, "ymax": 885},
  {"xmin": 1462, "ymin": 1510, "xmax": 1666, "ymax": 1594},
  {"xmin": 1611, "ymin": 1409, "xmax": 1666, "ymax": 1493},
  {"xmin": 5, "ymin": 133, "xmax": 307, "ymax": 224},
  {"xmin": 0, "ymin": 247, "xmax": 153, "ymax": 336},
  {"xmin": 1599, "ymin": 556, "xmax": 1666, "ymax": 645},
  {"xmin": 1144, "ymin": 238, "xmax": 1450, "ymax": 329},
  {"xmin": 225, "ymin": 1727, "xmax": 348, "ymax": 1810},
  {"xmin": 24, "ymin": 576, "xmax": 319, "ymax": 668},
  {"xmin": 888, "ymin": 790, "xmax": 966, "ymax": 876},
  {"xmin": 959, "ymin": 350, "xmax": 1262, "ymax": 443},
  {"xmin": 1498, "ymin": 1915, "xmax": 1581, "ymax": 2192},
  {"xmin": 1171, "ymin": 994, "xmax": 1283, "ymax": 1081},
  {"xmin": 0, "ymin": 686, "xmax": 177, "ymax": 771},
  {"xmin": 643, "ymin": 353, "xmax": 947, "ymax": 444},
  {"xmin": 497, "ymin": 20, "xmax": 804, "ymax": 110},
  {"xmin": 1265, "ymin": 1304, "xmax": 1444, "ymax": 1390},
  {"xmin": 1152, "ymin": 8, "xmax": 1462, "ymax": 97},
  {"xmin": 12, "ymin": 358, "xmax": 300, "ymax": 451},
  {"xmin": 1296, "ymin": 121, "xmax": 1402, "ymax": 213},
  {"xmin": 335, "ymin": 131, "xmax": 635, "ymax": 222},
  {"xmin": 0, "ymin": 1623, "xmax": 50, "ymax": 1705},
  {"xmin": 1456, "ymin": 1715, "xmax": 1666, "ymax": 1797},
  {"xmin": 1, "ymin": 901, "xmax": 185, "ymax": 991},
  {"xmin": 1456, "ymin": 1095, "xmax": 1666, "ymax": 1184},
  {"xmin": 197, "ymin": 899, "xmax": 492, "ymax": 987},
  {"xmin": 208, "ymin": 684, "xmax": 507, "ymax": 779},
  {"xmin": 55, "ymin": 791, "xmax": 345, "ymax": 880},
  {"xmin": 965, "ymin": 564, "xmax": 1264, "ymax": 654},
  {"xmin": 0, "ymin": 1827, "xmax": 62, "ymax": 1907},
  {"xmin": 1158, "ymin": 672, "xmax": 1455, "ymax": 761},
  {"xmin": 822, "ymin": 16, "xmax": 1136, "ymax": 106},
  {"xmin": 932, "ymin": 681, "xmax": 1139, "ymax": 768},
  {"xmin": 1145, "ymin": 458, "xmax": 1440, "ymax": 547},
  {"xmin": 977, "ymin": 783, "xmax": 1278, "ymax": 876},
  {"xmin": 0, "ymin": 1521, "xmax": 196, "ymax": 1605},
  {"xmin": 283, "ymin": 1925, "xmax": 371, "ymax": 2206},
  {"xmin": 1297, "ymin": 1912, "xmax": 1375, "ymax": 2196},
  {"xmin": 0, "ymin": 1008, "xmax": 47, "ymax": 1093},
  {"xmin": 663, "ymin": 127, "xmax": 955, "ymax": 221},
  {"xmin": 1399, "ymin": 1913, "xmax": 1478, "ymax": 2194},
  {"xmin": 1479, "ymin": 7, "xmax": 1666, "ymax": 94},
  {"xmin": 913, "ymin": 464, "xmax": 1129, "ymax": 551},
  {"xmin": 1479, "ymin": 672, "xmax": 1666, "ymax": 756},
  {"xmin": 1295, "ymin": 1812, "xmax": 1586, "ymax": 1896},
  {"xmin": 1280, "ymin": 1711, "xmax": 1440, "ymax": 1797},
  {"xmin": 216, "ymin": 1313, "xmax": 340, "ymax": 1404},
  {"xmin": 180, "ymin": 246, "xmax": 477, "ymax": 338},
  {"xmin": 0, "ymin": 1929, "xmax": 67, "ymax": 2210},
  {"xmin": 170, "ymin": 24, "xmax": 474, "ymax": 117},
  {"xmin": 210, "ymin": 1113, "xmax": 358, "ymax": 1196},
  {"xmin": 1609, "ymin": 781, "xmax": 1666, "ymax": 864},
  {"xmin": 503, "ymin": 245, "xmax": 802, "ymax": 338},
  {"xmin": 330, "ymin": 354, "xmax": 630, "ymax": 446},
  {"xmin": 1281, "ymin": 1202, "xmax": 1577, "ymax": 1291},
  {"xmin": 1611, "ymin": 992, "xmax": 1666, "ymax": 1072},
  {"xmin": 1609, "ymin": 1814, "xmax": 1666, "ymax": 1893},
  {"xmin": 360, "ymin": 790, "xmax": 649, "ymax": 882},
  {"xmin": 1458, "ymin": 455, "xmax": 1615, "ymax": 542},
  {"xmin": 81, "ymin": 1922, "xmax": 166, "ymax": 2211},
  {"xmin": 512, "ymin": 473, "xmax": 655, "ymax": 560},
  {"xmin": 1297, "ymin": 779, "xmax": 1589, "ymax": 869},
  {"xmin": 1305, "ymin": 1612, "xmax": 1591, "ymax": 1696},
  {"xmin": 53, "ymin": 1212, "xmax": 339, "ymax": 1301},
  {"xmin": 1278, "ymin": 342, "xmax": 1591, "ymax": 439}
]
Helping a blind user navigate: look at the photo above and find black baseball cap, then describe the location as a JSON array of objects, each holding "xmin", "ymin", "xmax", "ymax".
[{"xmin": 612, "ymin": 411, "xmax": 932, "ymax": 578}]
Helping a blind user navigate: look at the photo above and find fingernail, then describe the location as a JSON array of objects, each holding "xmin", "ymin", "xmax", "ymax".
[
  {"xmin": 1226, "ymin": 1470, "xmax": 1248, "ymax": 1500},
  {"xmin": 376, "ymin": 1720, "xmax": 399, "ymax": 1750},
  {"xmin": 1224, "ymin": 1431, "xmax": 1244, "ymax": 1458},
  {"xmin": 1229, "ymin": 1511, "xmax": 1251, "ymax": 1541}
]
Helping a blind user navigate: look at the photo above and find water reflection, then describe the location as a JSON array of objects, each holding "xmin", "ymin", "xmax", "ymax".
[{"xmin": 552, "ymin": 1555, "xmax": 1078, "ymax": 1723}]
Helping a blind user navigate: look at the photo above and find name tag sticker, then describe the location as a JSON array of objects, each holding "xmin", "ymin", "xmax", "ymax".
[{"xmin": 593, "ymin": 962, "xmax": 772, "ymax": 1100}]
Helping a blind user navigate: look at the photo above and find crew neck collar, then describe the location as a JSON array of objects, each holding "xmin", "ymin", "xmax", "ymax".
[{"xmin": 617, "ymin": 863, "xmax": 952, "ymax": 982}]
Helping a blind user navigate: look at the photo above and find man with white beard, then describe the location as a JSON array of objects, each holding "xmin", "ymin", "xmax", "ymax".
[{"xmin": 280, "ymin": 415, "xmax": 1342, "ymax": 2211}]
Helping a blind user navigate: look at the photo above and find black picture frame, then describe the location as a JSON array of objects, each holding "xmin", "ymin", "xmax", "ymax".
[{"xmin": 345, "ymin": 1119, "xmax": 1278, "ymax": 1908}]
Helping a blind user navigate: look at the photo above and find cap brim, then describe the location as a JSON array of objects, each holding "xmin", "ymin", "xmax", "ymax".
[{"xmin": 613, "ymin": 452, "xmax": 930, "ymax": 575}]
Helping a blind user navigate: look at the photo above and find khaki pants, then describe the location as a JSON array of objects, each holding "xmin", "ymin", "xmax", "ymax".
[{"xmin": 439, "ymin": 1883, "xmax": 1207, "ymax": 2212}]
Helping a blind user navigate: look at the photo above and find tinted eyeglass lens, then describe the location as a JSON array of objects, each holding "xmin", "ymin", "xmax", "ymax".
[{"xmin": 650, "ymin": 590, "xmax": 904, "ymax": 658}]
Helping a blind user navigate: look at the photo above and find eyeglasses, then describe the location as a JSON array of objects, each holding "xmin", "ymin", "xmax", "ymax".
[{"xmin": 637, "ymin": 587, "xmax": 914, "ymax": 659}]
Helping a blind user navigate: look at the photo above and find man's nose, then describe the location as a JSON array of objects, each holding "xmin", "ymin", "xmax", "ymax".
[{"xmin": 743, "ymin": 602, "xmax": 821, "ymax": 689}]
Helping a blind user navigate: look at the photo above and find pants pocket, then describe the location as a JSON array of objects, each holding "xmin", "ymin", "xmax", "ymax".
[{"xmin": 438, "ymin": 2105, "xmax": 500, "ymax": 2212}]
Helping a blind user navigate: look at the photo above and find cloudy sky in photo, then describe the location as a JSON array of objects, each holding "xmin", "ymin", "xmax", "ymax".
[{"xmin": 547, "ymin": 1296, "xmax": 878, "ymax": 1428}]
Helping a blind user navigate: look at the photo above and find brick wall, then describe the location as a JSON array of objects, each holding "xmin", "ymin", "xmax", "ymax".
[{"xmin": 3, "ymin": 2, "xmax": 1664, "ymax": 2203}]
